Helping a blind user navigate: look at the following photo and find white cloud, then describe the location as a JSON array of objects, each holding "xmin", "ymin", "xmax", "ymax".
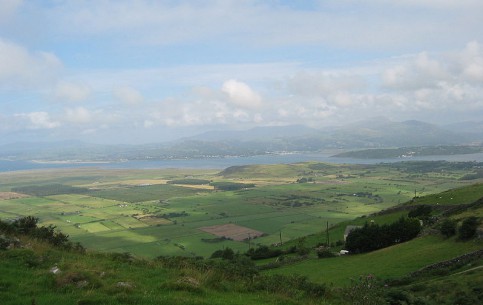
[
  {"xmin": 16, "ymin": 112, "xmax": 60, "ymax": 129},
  {"xmin": 0, "ymin": 38, "xmax": 62, "ymax": 88},
  {"xmin": 40, "ymin": 0, "xmax": 483, "ymax": 53},
  {"xmin": 459, "ymin": 41, "xmax": 483, "ymax": 82},
  {"xmin": 382, "ymin": 52, "xmax": 448, "ymax": 90},
  {"xmin": 64, "ymin": 107, "xmax": 92, "ymax": 124},
  {"xmin": 113, "ymin": 86, "xmax": 144, "ymax": 105},
  {"xmin": 222, "ymin": 79, "xmax": 262, "ymax": 109},
  {"xmin": 55, "ymin": 82, "xmax": 91, "ymax": 102},
  {"xmin": 331, "ymin": 93, "xmax": 353, "ymax": 107},
  {"xmin": 0, "ymin": 0, "xmax": 22, "ymax": 21}
]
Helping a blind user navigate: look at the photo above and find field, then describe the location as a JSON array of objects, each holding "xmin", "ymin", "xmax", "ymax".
[
  {"xmin": 266, "ymin": 235, "xmax": 482, "ymax": 286},
  {"xmin": 0, "ymin": 161, "xmax": 481, "ymax": 258}
]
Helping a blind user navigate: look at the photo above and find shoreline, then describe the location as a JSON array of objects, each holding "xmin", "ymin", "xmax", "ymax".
[{"xmin": 30, "ymin": 160, "xmax": 112, "ymax": 164}]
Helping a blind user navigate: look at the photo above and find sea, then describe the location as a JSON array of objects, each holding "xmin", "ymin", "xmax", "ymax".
[{"xmin": 1, "ymin": 152, "xmax": 483, "ymax": 173}]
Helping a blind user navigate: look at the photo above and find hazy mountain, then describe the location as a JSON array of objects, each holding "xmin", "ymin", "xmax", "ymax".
[
  {"xmin": 327, "ymin": 119, "xmax": 474, "ymax": 147},
  {"xmin": 1, "ymin": 119, "xmax": 481, "ymax": 161},
  {"xmin": 187, "ymin": 125, "xmax": 319, "ymax": 142},
  {"xmin": 444, "ymin": 120, "xmax": 483, "ymax": 136}
]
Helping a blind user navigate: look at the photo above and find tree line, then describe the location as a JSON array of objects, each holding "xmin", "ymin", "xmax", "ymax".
[{"xmin": 345, "ymin": 217, "xmax": 421, "ymax": 253}]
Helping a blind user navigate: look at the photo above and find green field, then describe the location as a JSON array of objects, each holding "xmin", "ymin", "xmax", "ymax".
[
  {"xmin": 0, "ymin": 161, "xmax": 481, "ymax": 258},
  {"xmin": 266, "ymin": 235, "xmax": 482, "ymax": 286}
]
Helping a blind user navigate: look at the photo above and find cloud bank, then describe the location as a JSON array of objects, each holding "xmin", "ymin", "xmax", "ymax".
[{"xmin": 0, "ymin": 1, "xmax": 482, "ymax": 143}]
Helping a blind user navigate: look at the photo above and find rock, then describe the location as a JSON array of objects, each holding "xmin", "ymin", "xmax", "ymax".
[
  {"xmin": 76, "ymin": 280, "xmax": 89, "ymax": 288},
  {"xmin": 50, "ymin": 266, "xmax": 61, "ymax": 274},
  {"xmin": 176, "ymin": 276, "xmax": 200, "ymax": 288},
  {"xmin": 116, "ymin": 282, "xmax": 134, "ymax": 289}
]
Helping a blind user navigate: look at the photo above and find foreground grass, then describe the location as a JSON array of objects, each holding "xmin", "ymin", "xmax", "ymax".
[{"xmin": 0, "ymin": 240, "xmax": 329, "ymax": 305}]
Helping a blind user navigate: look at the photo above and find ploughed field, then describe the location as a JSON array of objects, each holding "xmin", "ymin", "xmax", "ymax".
[{"xmin": 0, "ymin": 161, "xmax": 478, "ymax": 257}]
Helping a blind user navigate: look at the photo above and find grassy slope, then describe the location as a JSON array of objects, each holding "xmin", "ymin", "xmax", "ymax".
[
  {"xmin": 266, "ymin": 183, "xmax": 483, "ymax": 287},
  {"xmin": 0, "ymin": 240, "xmax": 324, "ymax": 305},
  {"xmin": 407, "ymin": 182, "xmax": 483, "ymax": 206},
  {"xmin": 267, "ymin": 235, "xmax": 482, "ymax": 286}
]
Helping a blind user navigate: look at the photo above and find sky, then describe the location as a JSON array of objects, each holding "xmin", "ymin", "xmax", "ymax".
[{"xmin": 1, "ymin": 0, "xmax": 483, "ymax": 144}]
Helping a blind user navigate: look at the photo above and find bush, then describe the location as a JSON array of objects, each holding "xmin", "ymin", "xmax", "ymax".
[
  {"xmin": 344, "ymin": 274, "xmax": 386, "ymax": 305},
  {"xmin": 439, "ymin": 219, "xmax": 457, "ymax": 238},
  {"xmin": 408, "ymin": 205, "xmax": 432, "ymax": 220},
  {"xmin": 458, "ymin": 217, "xmax": 479, "ymax": 240},
  {"xmin": 316, "ymin": 248, "xmax": 336, "ymax": 258},
  {"xmin": 12, "ymin": 216, "xmax": 38, "ymax": 234},
  {"xmin": 0, "ymin": 219, "xmax": 15, "ymax": 234},
  {"xmin": 0, "ymin": 235, "xmax": 11, "ymax": 250},
  {"xmin": 210, "ymin": 247, "xmax": 235, "ymax": 260},
  {"xmin": 246, "ymin": 245, "xmax": 282, "ymax": 260}
]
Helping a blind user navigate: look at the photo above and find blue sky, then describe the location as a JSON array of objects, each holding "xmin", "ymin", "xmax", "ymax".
[{"xmin": 1, "ymin": 0, "xmax": 483, "ymax": 144}]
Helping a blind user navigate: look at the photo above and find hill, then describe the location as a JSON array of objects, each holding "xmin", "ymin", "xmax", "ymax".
[
  {"xmin": 332, "ymin": 145, "xmax": 483, "ymax": 159},
  {"xmin": 260, "ymin": 183, "xmax": 483, "ymax": 304}
]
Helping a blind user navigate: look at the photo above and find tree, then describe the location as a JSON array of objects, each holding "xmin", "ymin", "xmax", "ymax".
[
  {"xmin": 408, "ymin": 205, "xmax": 432, "ymax": 221},
  {"xmin": 440, "ymin": 219, "xmax": 457, "ymax": 238},
  {"xmin": 458, "ymin": 217, "xmax": 479, "ymax": 240},
  {"xmin": 345, "ymin": 217, "xmax": 421, "ymax": 253}
]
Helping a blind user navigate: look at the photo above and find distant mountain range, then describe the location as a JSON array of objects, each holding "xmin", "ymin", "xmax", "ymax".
[{"xmin": 1, "ymin": 119, "xmax": 482, "ymax": 161}]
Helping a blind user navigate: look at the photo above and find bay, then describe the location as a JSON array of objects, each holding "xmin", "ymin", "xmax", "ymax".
[{"xmin": 1, "ymin": 152, "xmax": 483, "ymax": 173}]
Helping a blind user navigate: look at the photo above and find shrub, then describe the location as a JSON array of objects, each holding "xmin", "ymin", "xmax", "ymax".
[
  {"xmin": 408, "ymin": 205, "xmax": 432, "ymax": 221},
  {"xmin": 0, "ymin": 219, "xmax": 15, "ymax": 234},
  {"xmin": 0, "ymin": 235, "xmax": 11, "ymax": 250},
  {"xmin": 439, "ymin": 219, "xmax": 457, "ymax": 238},
  {"xmin": 246, "ymin": 245, "xmax": 282, "ymax": 260},
  {"xmin": 12, "ymin": 216, "xmax": 38, "ymax": 234},
  {"xmin": 458, "ymin": 217, "xmax": 479, "ymax": 240},
  {"xmin": 344, "ymin": 274, "xmax": 386, "ymax": 305},
  {"xmin": 316, "ymin": 248, "xmax": 336, "ymax": 258},
  {"xmin": 210, "ymin": 247, "xmax": 235, "ymax": 260}
]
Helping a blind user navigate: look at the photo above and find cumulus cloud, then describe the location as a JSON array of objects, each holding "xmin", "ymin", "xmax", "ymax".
[
  {"xmin": 16, "ymin": 112, "xmax": 60, "ymax": 129},
  {"xmin": 0, "ymin": 38, "xmax": 62, "ymax": 88},
  {"xmin": 64, "ymin": 107, "xmax": 92, "ymax": 124},
  {"xmin": 222, "ymin": 79, "xmax": 262, "ymax": 109},
  {"xmin": 459, "ymin": 41, "xmax": 483, "ymax": 82},
  {"xmin": 55, "ymin": 82, "xmax": 91, "ymax": 102},
  {"xmin": 113, "ymin": 86, "xmax": 144, "ymax": 105},
  {"xmin": 382, "ymin": 52, "xmax": 448, "ymax": 90}
]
